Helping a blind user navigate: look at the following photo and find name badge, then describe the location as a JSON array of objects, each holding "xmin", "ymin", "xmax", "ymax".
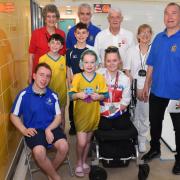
[{"xmin": 138, "ymin": 69, "xmax": 146, "ymax": 77}]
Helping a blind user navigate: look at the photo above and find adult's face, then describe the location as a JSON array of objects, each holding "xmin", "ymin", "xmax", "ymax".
[
  {"xmin": 108, "ymin": 11, "xmax": 123, "ymax": 30},
  {"xmin": 164, "ymin": 4, "xmax": 180, "ymax": 30},
  {"xmin": 78, "ymin": 7, "xmax": 92, "ymax": 25},
  {"xmin": 33, "ymin": 66, "xmax": 51, "ymax": 91},
  {"xmin": 45, "ymin": 12, "xmax": 58, "ymax": 28},
  {"xmin": 138, "ymin": 27, "xmax": 152, "ymax": 44}
]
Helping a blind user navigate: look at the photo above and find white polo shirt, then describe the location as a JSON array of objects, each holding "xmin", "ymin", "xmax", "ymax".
[
  {"xmin": 94, "ymin": 28, "xmax": 135, "ymax": 65},
  {"xmin": 123, "ymin": 44, "xmax": 151, "ymax": 89}
]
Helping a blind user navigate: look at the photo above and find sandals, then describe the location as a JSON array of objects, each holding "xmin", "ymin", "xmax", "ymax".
[
  {"xmin": 83, "ymin": 163, "xmax": 90, "ymax": 174},
  {"xmin": 75, "ymin": 166, "xmax": 84, "ymax": 177}
]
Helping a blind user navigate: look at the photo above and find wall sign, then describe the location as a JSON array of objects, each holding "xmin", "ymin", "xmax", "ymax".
[{"xmin": 94, "ymin": 4, "xmax": 111, "ymax": 13}]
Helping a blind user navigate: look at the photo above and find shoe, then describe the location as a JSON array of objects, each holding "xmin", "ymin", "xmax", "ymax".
[
  {"xmin": 141, "ymin": 149, "xmax": 160, "ymax": 162},
  {"xmin": 75, "ymin": 166, "xmax": 84, "ymax": 177},
  {"xmin": 69, "ymin": 127, "xmax": 76, "ymax": 135},
  {"xmin": 172, "ymin": 160, "xmax": 180, "ymax": 175},
  {"xmin": 83, "ymin": 163, "xmax": 90, "ymax": 174},
  {"xmin": 139, "ymin": 143, "xmax": 146, "ymax": 153}
]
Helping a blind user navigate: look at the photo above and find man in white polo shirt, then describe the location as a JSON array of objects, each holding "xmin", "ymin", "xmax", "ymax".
[{"xmin": 94, "ymin": 8, "xmax": 135, "ymax": 66}]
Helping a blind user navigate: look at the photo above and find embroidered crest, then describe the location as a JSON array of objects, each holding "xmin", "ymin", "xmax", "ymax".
[
  {"xmin": 45, "ymin": 98, "xmax": 53, "ymax": 105},
  {"xmin": 89, "ymin": 35, "xmax": 94, "ymax": 41},
  {"xmin": 171, "ymin": 44, "xmax": 177, "ymax": 52}
]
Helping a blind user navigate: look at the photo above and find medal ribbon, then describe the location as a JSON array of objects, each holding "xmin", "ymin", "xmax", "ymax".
[
  {"xmin": 105, "ymin": 70, "xmax": 119, "ymax": 103},
  {"xmin": 139, "ymin": 45, "xmax": 150, "ymax": 70}
]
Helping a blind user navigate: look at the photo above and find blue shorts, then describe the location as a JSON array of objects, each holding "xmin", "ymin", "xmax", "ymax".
[{"xmin": 25, "ymin": 126, "xmax": 66, "ymax": 149}]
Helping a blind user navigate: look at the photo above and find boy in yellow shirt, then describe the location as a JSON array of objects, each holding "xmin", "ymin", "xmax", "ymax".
[{"xmin": 39, "ymin": 34, "xmax": 67, "ymax": 131}]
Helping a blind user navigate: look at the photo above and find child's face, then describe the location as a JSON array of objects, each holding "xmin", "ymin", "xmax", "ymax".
[
  {"xmin": 74, "ymin": 28, "xmax": 89, "ymax": 43},
  {"xmin": 82, "ymin": 54, "xmax": 97, "ymax": 73},
  {"xmin": 105, "ymin": 53, "xmax": 121, "ymax": 72},
  {"xmin": 48, "ymin": 39, "xmax": 63, "ymax": 53}
]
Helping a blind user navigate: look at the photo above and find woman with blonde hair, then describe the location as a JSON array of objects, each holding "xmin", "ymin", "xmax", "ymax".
[{"xmin": 124, "ymin": 24, "xmax": 153, "ymax": 153}]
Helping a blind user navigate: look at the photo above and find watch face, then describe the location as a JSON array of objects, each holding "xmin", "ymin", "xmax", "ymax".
[{"xmin": 138, "ymin": 69, "xmax": 146, "ymax": 77}]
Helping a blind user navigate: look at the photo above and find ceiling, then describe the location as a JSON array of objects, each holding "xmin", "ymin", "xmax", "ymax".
[{"xmin": 36, "ymin": 0, "xmax": 180, "ymax": 7}]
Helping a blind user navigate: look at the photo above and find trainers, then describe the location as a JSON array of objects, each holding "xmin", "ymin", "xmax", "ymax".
[
  {"xmin": 69, "ymin": 127, "xmax": 76, "ymax": 135},
  {"xmin": 141, "ymin": 149, "xmax": 160, "ymax": 162},
  {"xmin": 172, "ymin": 160, "xmax": 180, "ymax": 175},
  {"xmin": 139, "ymin": 143, "xmax": 146, "ymax": 153}
]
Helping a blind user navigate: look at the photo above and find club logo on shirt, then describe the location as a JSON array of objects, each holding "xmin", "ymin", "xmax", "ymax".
[
  {"xmin": 118, "ymin": 39, "xmax": 127, "ymax": 47},
  {"xmin": 72, "ymin": 55, "xmax": 78, "ymax": 59},
  {"xmin": 89, "ymin": 35, "xmax": 94, "ymax": 41},
  {"xmin": 45, "ymin": 98, "xmax": 53, "ymax": 106},
  {"xmin": 171, "ymin": 44, "xmax": 177, "ymax": 52},
  {"xmin": 60, "ymin": 64, "xmax": 65, "ymax": 69}
]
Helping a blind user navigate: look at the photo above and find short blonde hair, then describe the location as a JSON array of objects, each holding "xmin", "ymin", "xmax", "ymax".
[{"xmin": 137, "ymin": 24, "xmax": 153, "ymax": 42}]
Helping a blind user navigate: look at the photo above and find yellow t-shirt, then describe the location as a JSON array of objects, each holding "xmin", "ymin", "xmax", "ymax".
[
  {"xmin": 39, "ymin": 54, "xmax": 67, "ymax": 107},
  {"xmin": 69, "ymin": 73, "xmax": 108, "ymax": 132}
]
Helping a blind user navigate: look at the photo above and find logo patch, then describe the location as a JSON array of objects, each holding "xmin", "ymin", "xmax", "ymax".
[{"xmin": 45, "ymin": 98, "xmax": 53, "ymax": 105}]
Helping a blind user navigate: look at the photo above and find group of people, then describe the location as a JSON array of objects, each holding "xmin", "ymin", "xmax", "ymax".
[{"xmin": 10, "ymin": 2, "xmax": 180, "ymax": 180}]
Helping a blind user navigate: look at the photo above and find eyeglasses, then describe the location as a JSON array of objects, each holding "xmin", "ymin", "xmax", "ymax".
[
  {"xmin": 105, "ymin": 46, "xmax": 119, "ymax": 53},
  {"xmin": 139, "ymin": 31, "xmax": 151, "ymax": 36}
]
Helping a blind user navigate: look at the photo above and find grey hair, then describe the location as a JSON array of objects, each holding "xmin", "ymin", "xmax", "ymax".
[
  {"xmin": 108, "ymin": 7, "xmax": 122, "ymax": 18},
  {"xmin": 78, "ymin": 3, "xmax": 92, "ymax": 14}
]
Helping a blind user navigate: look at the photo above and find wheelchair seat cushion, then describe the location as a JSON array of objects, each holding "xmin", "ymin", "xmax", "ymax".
[{"xmin": 95, "ymin": 124, "xmax": 138, "ymax": 142}]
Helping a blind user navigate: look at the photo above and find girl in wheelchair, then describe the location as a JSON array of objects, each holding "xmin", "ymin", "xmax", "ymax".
[
  {"xmin": 97, "ymin": 46, "xmax": 132, "ymax": 130},
  {"xmin": 95, "ymin": 46, "xmax": 138, "ymax": 168}
]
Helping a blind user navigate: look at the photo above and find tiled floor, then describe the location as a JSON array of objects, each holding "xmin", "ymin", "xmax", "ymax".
[{"xmin": 25, "ymin": 130, "xmax": 179, "ymax": 180}]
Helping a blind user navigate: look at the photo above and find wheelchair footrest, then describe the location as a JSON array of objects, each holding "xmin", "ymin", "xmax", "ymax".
[{"xmin": 102, "ymin": 159, "xmax": 130, "ymax": 168}]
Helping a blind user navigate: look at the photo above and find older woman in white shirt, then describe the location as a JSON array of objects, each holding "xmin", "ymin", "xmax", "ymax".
[{"xmin": 124, "ymin": 24, "xmax": 153, "ymax": 153}]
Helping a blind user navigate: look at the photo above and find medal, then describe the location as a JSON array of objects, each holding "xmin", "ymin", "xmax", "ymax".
[
  {"xmin": 106, "ymin": 71, "xmax": 119, "ymax": 114},
  {"xmin": 138, "ymin": 45, "xmax": 150, "ymax": 77},
  {"xmin": 138, "ymin": 69, "xmax": 146, "ymax": 77},
  {"xmin": 109, "ymin": 105, "xmax": 117, "ymax": 113}
]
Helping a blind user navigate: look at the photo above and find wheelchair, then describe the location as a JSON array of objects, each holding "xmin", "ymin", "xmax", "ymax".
[
  {"xmin": 91, "ymin": 115, "xmax": 139, "ymax": 168},
  {"xmin": 91, "ymin": 79, "xmax": 140, "ymax": 168}
]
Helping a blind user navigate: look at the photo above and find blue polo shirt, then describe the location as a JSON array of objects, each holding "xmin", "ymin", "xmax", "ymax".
[
  {"xmin": 66, "ymin": 47, "xmax": 88, "ymax": 74},
  {"xmin": 147, "ymin": 30, "xmax": 180, "ymax": 99},
  {"xmin": 11, "ymin": 85, "xmax": 61, "ymax": 129},
  {"xmin": 66, "ymin": 22, "xmax": 101, "ymax": 49}
]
